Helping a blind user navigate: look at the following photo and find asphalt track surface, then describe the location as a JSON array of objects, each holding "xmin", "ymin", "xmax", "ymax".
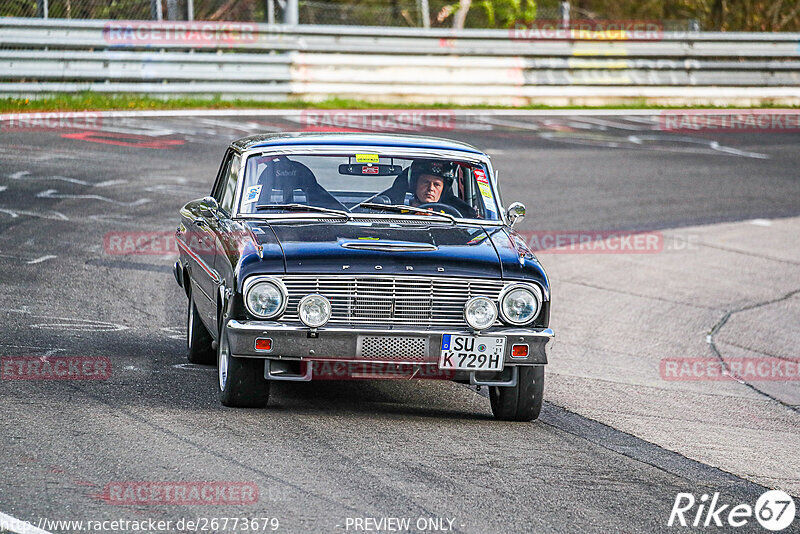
[{"xmin": 0, "ymin": 112, "xmax": 798, "ymax": 534}]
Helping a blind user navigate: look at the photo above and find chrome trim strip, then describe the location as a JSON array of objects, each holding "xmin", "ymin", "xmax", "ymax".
[
  {"xmin": 227, "ymin": 320, "xmax": 554, "ymax": 339},
  {"xmin": 188, "ymin": 273, "xmax": 214, "ymax": 303},
  {"xmin": 340, "ymin": 241, "xmax": 438, "ymax": 252},
  {"xmin": 176, "ymin": 237, "xmax": 219, "ymax": 284}
]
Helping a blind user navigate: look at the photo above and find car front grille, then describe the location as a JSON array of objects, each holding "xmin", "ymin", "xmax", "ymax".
[{"xmin": 280, "ymin": 275, "xmax": 506, "ymax": 328}]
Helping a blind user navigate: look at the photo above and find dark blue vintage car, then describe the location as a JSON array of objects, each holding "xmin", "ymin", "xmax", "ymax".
[{"xmin": 174, "ymin": 132, "xmax": 553, "ymax": 421}]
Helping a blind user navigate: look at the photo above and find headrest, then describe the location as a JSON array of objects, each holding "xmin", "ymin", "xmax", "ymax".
[{"xmin": 257, "ymin": 157, "xmax": 316, "ymax": 188}]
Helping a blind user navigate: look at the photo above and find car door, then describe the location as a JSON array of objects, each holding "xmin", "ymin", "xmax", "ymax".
[
  {"xmin": 187, "ymin": 151, "xmax": 234, "ymax": 335},
  {"xmin": 208, "ymin": 152, "xmax": 242, "ymax": 337}
]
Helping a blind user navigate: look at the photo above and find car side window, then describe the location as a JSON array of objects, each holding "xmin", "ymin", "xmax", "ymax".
[
  {"xmin": 212, "ymin": 150, "xmax": 233, "ymax": 201},
  {"xmin": 219, "ymin": 153, "xmax": 241, "ymax": 215}
]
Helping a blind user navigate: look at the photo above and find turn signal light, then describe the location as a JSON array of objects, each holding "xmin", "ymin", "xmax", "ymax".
[
  {"xmin": 255, "ymin": 338, "xmax": 272, "ymax": 351},
  {"xmin": 511, "ymin": 344, "xmax": 529, "ymax": 358}
]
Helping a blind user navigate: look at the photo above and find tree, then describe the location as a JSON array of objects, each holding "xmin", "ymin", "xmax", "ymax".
[{"xmin": 440, "ymin": 0, "xmax": 537, "ymax": 29}]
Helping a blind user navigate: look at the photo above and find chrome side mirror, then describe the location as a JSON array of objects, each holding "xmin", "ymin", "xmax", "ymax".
[
  {"xmin": 507, "ymin": 202, "xmax": 525, "ymax": 227},
  {"xmin": 200, "ymin": 196, "xmax": 219, "ymax": 216}
]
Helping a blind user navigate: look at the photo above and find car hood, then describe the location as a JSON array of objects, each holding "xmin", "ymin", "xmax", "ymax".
[{"xmin": 245, "ymin": 220, "xmax": 503, "ymax": 278}]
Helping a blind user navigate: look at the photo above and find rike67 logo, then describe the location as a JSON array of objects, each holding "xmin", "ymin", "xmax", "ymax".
[{"xmin": 668, "ymin": 490, "xmax": 796, "ymax": 531}]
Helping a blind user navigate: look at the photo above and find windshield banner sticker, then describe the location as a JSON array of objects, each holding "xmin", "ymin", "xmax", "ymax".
[
  {"xmin": 355, "ymin": 153, "xmax": 379, "ymax": 163},
  {"xmin": 242, "ymin": 185, "xmax": 262, "ymax": 205}
]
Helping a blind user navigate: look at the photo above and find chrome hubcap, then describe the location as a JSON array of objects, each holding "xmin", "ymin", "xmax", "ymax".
[
  {"xmin": 187, "ymin": 301, "xmax": 193, "ymax": 349},
  {"xmin": 218, "ymin": 331, "xmax": 229, "ymax": 391}
]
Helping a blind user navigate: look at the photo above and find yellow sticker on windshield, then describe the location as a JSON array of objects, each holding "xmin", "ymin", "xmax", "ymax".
[
  {"xmin": 355, "ymin": 153, "xmax": 379, "ymax": 163},
  {"xmin": 474, "ymin": 169, "xmax": 493, "ymax": 200}
]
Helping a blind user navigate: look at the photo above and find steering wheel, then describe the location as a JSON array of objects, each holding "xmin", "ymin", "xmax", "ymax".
[{"xmin": 416, "ymin": 202, "xmax": 463, "ymax": 218}]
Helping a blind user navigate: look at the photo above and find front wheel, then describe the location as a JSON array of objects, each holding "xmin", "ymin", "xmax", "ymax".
[
  {"xmin": 217, "ymin": 322, "xmax": 271, "ymax": 408},
  {"xmin": 490, "ymin": 366, "xmax": 544, "ymax": 422},
  {"xmin": 187, "ymin": 295, "xmax": 215, "ymax": 365}
]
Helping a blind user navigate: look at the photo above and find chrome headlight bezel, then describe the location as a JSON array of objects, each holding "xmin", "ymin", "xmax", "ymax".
[
  {"xmin": 463, "ymin": 296, "xmax": 499, "ymax": 331},
  {"xmin": 297, "ymin": 293, "xmax": 332, "ymax": 328},
  {"xmin": 498, "ymin": 283, "xmax": 543, "ymax": 326},
  {"xmin": 243, "ymin": 276, "xmax": 288, "ymax": 320}
]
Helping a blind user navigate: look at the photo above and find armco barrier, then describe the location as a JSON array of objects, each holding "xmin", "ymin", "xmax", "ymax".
[{"xmin": 1, "ymin": 18, "xmax": 799, "ymax": 105}]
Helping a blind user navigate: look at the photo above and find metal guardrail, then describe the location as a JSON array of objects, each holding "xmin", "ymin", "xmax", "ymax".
[{"xmin": 1, "ymin": 18, "xmax": 799, "ymax": 104}]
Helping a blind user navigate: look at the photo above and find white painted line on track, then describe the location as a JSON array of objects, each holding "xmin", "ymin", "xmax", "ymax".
[
  {"xmin": 0, "ymin": 511, "xmax": 54, "ymax": 534},
  {"xmin": 93, "ymin": 179, "xmax": 128, "ymax": 187},
  {"xmin": 7, "ymin": 172, "xmax": 128, "ymax": 188},
  {"xmin": 29, "ymin": 318, "xmax": 128, "ymax": 332},
  {"xmin": 0, "ymin": 208, "xmax": 69, "ymax": 221},
  {"xmin": 9, "ymin": 170, "xmax": 88, "ymax": 186},
  {"xmin": 26, "ymin": 255, "xmax": 57, "ymax": 265},
  {"xmin": 173, "ymin": 363, "xmax": 215, "ymax": 371},
  {"xmin": 35, "ymin": 189, "xmax": 150, "ymax": 207}
]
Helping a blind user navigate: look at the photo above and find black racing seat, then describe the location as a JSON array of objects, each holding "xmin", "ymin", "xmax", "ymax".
[
  {"xmin": 380, "ymin": 167, "xmax": 411, "ymax": 205},
  {"xmin": 256, "ymin": 157, "xmax": 345, "ymax": 210}
]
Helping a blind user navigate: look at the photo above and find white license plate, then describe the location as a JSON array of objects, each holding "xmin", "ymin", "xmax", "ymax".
[{"xmin": 439, "ymin": 334, "xmax": 505, "ymax": 371}]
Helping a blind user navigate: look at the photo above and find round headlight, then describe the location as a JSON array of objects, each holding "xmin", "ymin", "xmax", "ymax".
[
  {"xmin": 499, "ymin": 284, "xmax": 542, "ymax": 326},
  {"xmin": 298, "ymin": 294, "xmax": 331, "ymax": 328},
  {"xmin": 244, "ymin": 278, "xmax": 286, "ymax": 319},
  {"xmin": 464, "ymin": 297, "xmax": 498, "ymax": 331}
]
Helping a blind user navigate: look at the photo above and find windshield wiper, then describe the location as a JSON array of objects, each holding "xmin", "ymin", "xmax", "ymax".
[
  {"xmin": 255, "ymin": 203, "xmax": 351, "ymax": 220},
  {"xmin": 359, "ymin": 202, "xmax": 456, "ymax": 224}
]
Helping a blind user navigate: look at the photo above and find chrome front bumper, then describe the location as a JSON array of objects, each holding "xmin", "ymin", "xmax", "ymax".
[{"xmin": 225, "ymin": 320, "xmax": 553, "ymax": 366}]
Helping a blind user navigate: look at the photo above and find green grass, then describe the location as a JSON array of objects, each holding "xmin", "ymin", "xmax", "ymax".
[{"xmin": 1, "ymin": 93, "xmax": 797, "ymax": 113}]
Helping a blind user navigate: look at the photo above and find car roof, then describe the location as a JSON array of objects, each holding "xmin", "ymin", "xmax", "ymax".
[{"xmin": 231, "ymin": 132, "xmax": 486, "ymax": 155}]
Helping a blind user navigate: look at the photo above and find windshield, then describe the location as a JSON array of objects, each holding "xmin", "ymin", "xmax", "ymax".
[{"xmin": 237, "ymin": 153, "xmax": 500, "ymax": 220}]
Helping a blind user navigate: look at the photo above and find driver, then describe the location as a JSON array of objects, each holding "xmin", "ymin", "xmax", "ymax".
[{"xmin": 409, "ymin": 160, "xmax": 451, "ymax": 207}]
